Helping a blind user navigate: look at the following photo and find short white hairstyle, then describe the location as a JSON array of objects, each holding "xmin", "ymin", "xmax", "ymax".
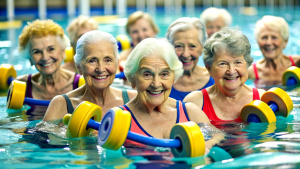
[
  {"xmin": 166, "ymin": 17, "xmax": 207, "ymax": 47},
  {"xmin": 74, "ymin": 30, "xmax": 119, "ymax": 67},
  {"xmin": 200, "ymin": 7, "xmax": 232, "ymax": 27},
  {"xmin": 124, "ymin": 38, "xmax": 183, "ymax": 83},
  {"xmin": 254, "ymin": 15, "xmax": 289, "ymax": 41}
]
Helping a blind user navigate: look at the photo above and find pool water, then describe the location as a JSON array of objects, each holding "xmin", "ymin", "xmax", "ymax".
[{"xmin": 1, "ymin": 6, "xmax": 300, "ymax": 169}]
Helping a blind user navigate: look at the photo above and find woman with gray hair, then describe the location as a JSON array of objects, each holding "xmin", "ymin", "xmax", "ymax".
[
  {"xmin": 166, "ymin": 17, "xmax": 214, "ymax": 101},
  {"xmin": 184, "ymin": 27, "xmax": 265, "ymax": 126},
  {"xmin": 17, "ymin": 19, "xmax": 81, "ymax": 101},
  {"xmin": 200, "ymin": 7, "xmax": 232, "ymax": 38},
  {"xmin": 248, "ymin": 15, "xmax": 300, "ymax": 86},
  {"xmin": 121, "ymin": 37, "xmax": 223, "ymax": 152},
  {"xmin": 43, "ymin": 30, "xmax": 136, "ymax": 121}
]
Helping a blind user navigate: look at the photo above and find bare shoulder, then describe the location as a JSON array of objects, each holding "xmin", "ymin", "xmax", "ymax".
[
  {"xmin": 43, "ymin": 95, "xmax": 68, "ymax": 121},
  {"xmin": 184, "ymin": 102, "xmax": 211, "ymax": 124},
  {"xmin": 183, "ymin": 90, "xmax": 204, "ymax": 105},
  {"xmin": 126, "ymin": 89, "xmax": 137, "ymax": 100}
]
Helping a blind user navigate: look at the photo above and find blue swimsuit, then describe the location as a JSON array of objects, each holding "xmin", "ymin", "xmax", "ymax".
[{"xmin": 169, "ymin": 76, "xmax": 215, "ymax": 101}]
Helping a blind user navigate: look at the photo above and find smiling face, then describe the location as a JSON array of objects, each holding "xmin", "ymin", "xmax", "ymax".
[
  {"xmin": 29, "ymin": 35, "xmax": 64, "ymax": 75},
  {"xmin": 257, "ymin": 26, "xmax": 287, "ymax": 60},
  {"xmin": 205, "ymin": 16, "xmax": 226, "ymax": 38},
  {"xmin": 132, "ymin": 56, "xmax": 174, "ymax": 107},
  {"xmin": 129, "ymin": 18, "xmax": 157, "ymax": 47},
  {"xmin": 78, "ymin": 41, "xmax": 117, "ymax": 90},
  {"xmin": 208, "ymin": 51, "xmax": 248, "ymax": 92},
  {"xmin": 173, "ymin": 28, "xmax": 203, "ymax": 72}
]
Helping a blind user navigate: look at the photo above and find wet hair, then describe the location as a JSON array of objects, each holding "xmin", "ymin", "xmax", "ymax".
[
  {"xmin": 126, "ymin": 11, "xmax": 159, "ymax": 35},
  {"xmin": 166, "ymin": 17, "xmax": 207, "ymax": 47},
  {"xmin": 200, "ymin": 7, "xmax": 232, "ymax": 27},
  {"xmin": 74, "ymin": 30, "xmax": 119, "ymax": 68},
  {"xmin": 254, "ymin": 15, "xmax": 289, "ymax": 41},
  {"xmin": 18, "ymin": 19, "xmax": 70, "ymax": 59},
  {"xmin": 124, "ymin": 38, "xmax": 183, "ymax": 83},
  {"xmin": 203, "ymin": 27, "xmax": 253, "ymax": 68}
]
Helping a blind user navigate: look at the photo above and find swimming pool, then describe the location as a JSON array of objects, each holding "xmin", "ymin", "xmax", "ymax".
[{"xmin": 1, "ymin": 6, "xmax": 300, "ymax": 168}]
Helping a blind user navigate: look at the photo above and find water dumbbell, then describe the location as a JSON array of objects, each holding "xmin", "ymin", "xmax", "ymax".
[
  {"xmin": 116, "ymin": 34, "xmax": 131, "ymax": 51},
  {"xmin": 282, "ymin": 66, "xmax": 300, "ymax": 86},
  {"xmin": 6, "ymin": 80, "xmax": 50, "ymax": 109},
  {"xmin": 0, "ymin": 64, "xmax": 17, "ymax": 90},
  {"xmin": 63, "ymin": 101, "xmax": 206, "ymax": 158},
  {"xmin": 241, "ymin": 87, "xmax": 293, "ymax": 123},
  {"xmin": 64, "ymin": 34, "xmax": 131, "ymax": 63}
]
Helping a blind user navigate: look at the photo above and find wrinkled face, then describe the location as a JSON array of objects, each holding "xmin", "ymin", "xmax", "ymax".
[
  {"xmin": 129, "ymin": 18, "xmax": 156, "ymax": 47},
  {"xmin": 78, "ymin": 41, "xmax": 117, "ymax": 90},
  {"xmin": 257, "ymin": 26, "xmax": 287, "ymax": 59},
  {"xmin": 206, "ymin": 16, "xmax": 226, "ymax": 38},
  {"xmin": 208, "ymin": 51, "xmax": 248, "ymax": 92},
  {"xmin": 29, "ymin": 35, "xmax": 64, "ymax": 75},
  {"xmin": 173, "ymin": 28, "xmax": 203, "ymax": 72},
  {"xmin": 72, "ymin": 25, "xmax": 97, "ymax": 51},
  {"xmin": 132, "ymin": 56, "xmax": 174, "ymax": 107}
]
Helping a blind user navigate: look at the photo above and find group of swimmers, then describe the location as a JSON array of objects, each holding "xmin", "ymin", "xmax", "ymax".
[{"xmin": 7, "ymin": 7, "xmax": 300, "ymax": 154}]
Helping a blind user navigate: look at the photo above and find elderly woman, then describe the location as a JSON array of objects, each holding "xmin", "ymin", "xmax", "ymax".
[
  {"xmin": 118, "ymin": 11, "xmax": 159, "ymax": 75},
  {"xmin": 166, "ymin": 17, "xmax": 214, "ymax": 101},
  {"xmin": 43, "ymin": 30, "xmax": 136, "ymax": 121},
  {"xmin": 17, "ymin": 19, "xmax": 81, "ymax": 100},
  {"xmin": 248, "ymin": 15, "xmax": 300, "ymax": 86},
  {"xmin": 184, "ymin": 27, "xmax": 265, "ymax": 126},
  {"xmin": 62, "ymin": 15, "xmax": 98, "ymax": 72},
  {"xmin": 121, "ymin": 37, "xmax": 224, "ymax": 152},
  {"xmin": 200, "ymin": 7, "xmax": 232, "ymax": 38}
]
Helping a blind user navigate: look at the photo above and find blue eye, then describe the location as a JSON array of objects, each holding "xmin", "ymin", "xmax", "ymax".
[
  {"xmin": 104, "ymin": 58, "xmax": 112, "ymax": 62},
  {"xmin": 88, "ymin": 58, "xmax": 97, "ymax": 63}
]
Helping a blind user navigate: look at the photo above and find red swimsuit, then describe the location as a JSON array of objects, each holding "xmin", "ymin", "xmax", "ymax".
[{"xmin": 201, "ymin": 88, "xmax": 260, "ymax": 125}]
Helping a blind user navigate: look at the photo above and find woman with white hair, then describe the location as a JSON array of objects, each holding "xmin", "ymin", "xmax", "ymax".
[
  {"xmin": 43, "ymin": 30, "xmax": 136, "ymax": 121},
  {"xmin": 166, "ymin": 17, "xmax": 214, "ymax": 101},
  {"xmin": 200, "ymin": 7, "xmax": 232, "ymax": 38},
  {"xmin": 184, "ymin": 27, "xmax": 265, "ymax": 126},
  {"xmin": 17, "ymin": 19, "xmax": 80, "ymax": 101},
  {"xmin": 121, "ymin": 38, "xmax": 223, "ymax": 152},
  {"xmin": 248, "ymin": 15, "xmax": 300, "ymax": 86}
]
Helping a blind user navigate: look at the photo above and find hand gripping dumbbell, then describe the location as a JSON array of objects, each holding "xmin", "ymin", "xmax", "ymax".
[
  {"xmin": 0, "ymin": 64, "xmax": 17, "ymax": 90},
  {"xmin": 241, "ymin": 87, "xmax": 293, "ymax": 123},
  {"xmin": 282, "ymin": 66, "xmax": 300, "ymax": 86},
  {"xmin": 63, "ymin": 101, "xmax": 208, "ymax": 158},
  {"xmin": 6, "ymin": 80, "xmax": 50, "ymax": 109}
]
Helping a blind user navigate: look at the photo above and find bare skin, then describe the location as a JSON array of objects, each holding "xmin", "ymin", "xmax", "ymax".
[
  {"xmin": 16, "ymin": 35, "xmax": 76, "ymax": 100},
  {"xmin": 16, "ymin": 69, "xmax": 75, "ymax": 100},
  {"xmin": 126, "ymin": 56, "xmax": 224, "ymax": 153},
  {"xmin": 43, "ymin": 85, "xmax": 136, "ymax": 121},
  {"xmin": 248, "ymin": 25, "xmax": 300, "ymax": 86},
  {"xmin": 172, "ymin": 28, "xmax": 211, "ymax": 93},
  {"xmin": 43, "ymin": 40, "xmax": 137, "ymax": 122},
  {"xmin": 185, "ymin": 52, "xmax": 265, "ymax": 121}
]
